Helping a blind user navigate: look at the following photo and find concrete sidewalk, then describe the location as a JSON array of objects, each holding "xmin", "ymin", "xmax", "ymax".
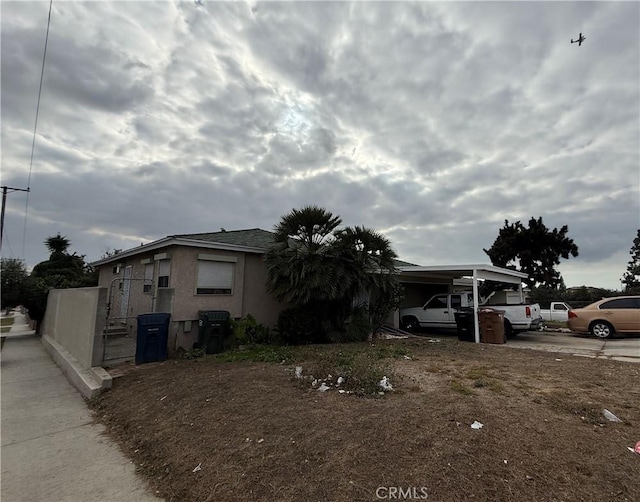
[{"xmin": 1, "ymin": 332, "xmax": 162, "ymax": 502}]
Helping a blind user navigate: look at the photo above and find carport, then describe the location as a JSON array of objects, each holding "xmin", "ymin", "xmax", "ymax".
[{"xmin": 396, "ymin": 264, "xmax": 530, "ymax": 343}]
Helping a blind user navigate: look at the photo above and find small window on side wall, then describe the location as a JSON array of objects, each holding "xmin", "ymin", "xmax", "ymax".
[
  {"xmin": 158, "ymin": 259, "xmax": 170, "ymax": 288},
  {"xmin": 197, "ymin": 260, "xmax": 233, "ymax": 295},
  {"xmin": 143, "ymin": 263, "xmax": 154, "ymax": 293}
]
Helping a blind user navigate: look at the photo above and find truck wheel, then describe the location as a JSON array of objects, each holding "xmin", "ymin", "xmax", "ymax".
[
  {"xmin": 590, "ymin": 321, "xmax": 614, "ymax": 339},
  {"xmin": 504, "ymin": 320, "xmax": 514, "ymax": 338},
  {"xmin": 401, "ymin": 317, "xmax": 419, "ymax": 332}
]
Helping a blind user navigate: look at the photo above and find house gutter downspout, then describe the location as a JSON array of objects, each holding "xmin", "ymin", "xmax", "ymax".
[{"xmin": 472, "ymin": 269, "xmax": 480, "ymax": 343}]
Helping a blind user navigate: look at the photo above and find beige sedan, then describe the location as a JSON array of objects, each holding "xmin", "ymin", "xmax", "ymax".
[{"xmin": 568, "ymin": 296, "xmax": 640, "ymax": 339}]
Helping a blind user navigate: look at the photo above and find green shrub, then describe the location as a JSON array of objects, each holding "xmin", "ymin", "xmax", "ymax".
[
  {"xmin": 275, "ymin": 305, "xmax": 328, "ymax": 345},
  {"xmin": 327, "ymin": 305, "xmax": 372, "ymax": 343},
  {"xmin": 183, "ymin": 347, "xmax": 207, "ymax": 359},
  {"xmin": 230, "ymin": 314, "xmax": 271, "ymax": 345}
]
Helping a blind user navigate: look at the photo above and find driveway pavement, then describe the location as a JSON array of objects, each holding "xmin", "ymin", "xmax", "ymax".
[
  {"xmin": 502, "ymin": 330, "xmax": 640, "ymax": 363},
  {"xmin": 1, "ymin": 312, "xmax": 161, "ymax": 502},
  {"xmin": 415, "ymin": 326, "xmax": 640, "ymax": 363}
]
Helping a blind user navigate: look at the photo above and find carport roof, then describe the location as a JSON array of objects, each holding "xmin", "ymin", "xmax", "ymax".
[{"xmin": 398, "ymin": 264, "xmax": 528, "ymax": 285}]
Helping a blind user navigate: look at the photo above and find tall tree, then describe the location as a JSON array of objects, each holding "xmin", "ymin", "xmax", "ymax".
[
  {"xmin": 266, "ymin": 206, "xmax": 400, "ymax": 343},
  {"xmin": 484, "ymin": 217, "xmax": 579, "ymax": 288},
  {"xmin": 45, "ymin": 233, "xmax": 71, "ymax": 256},
  {"xmin": 333, "ymin": 226, "xmax": 402, "ymax": 332},
  {"xmin": 266, "ymin": 205, "xmax": 343, "ymax": 306},
  {"xmin": 621, "ymin": 229, "xmax": 640, "ymax": 292},
  {"xmin": 23, "ymin": 234, "xmax": 97, "ymax": 329},
  {"xmin": 1, "ymin": 258, "xmax": 28, "ymax": 313}
]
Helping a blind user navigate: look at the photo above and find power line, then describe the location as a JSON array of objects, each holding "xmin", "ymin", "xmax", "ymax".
[
  {"xmin": 4, "ymin": 232, "xmax": 15, "ymax": 257},
  {"xmin": 22, "ymin": 0, "xmax": 53, "ymax": 258}
]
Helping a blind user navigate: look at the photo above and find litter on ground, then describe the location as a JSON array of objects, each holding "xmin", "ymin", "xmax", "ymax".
[
  {"xmin": 192, "ymin": 463, "xmax": 202, "ymax": 472},
  {"xmin": 471, "ymin": 421, "xmax": 484, "ymax": 429},
  {"xmin": 603, "ymin": 409, "xmax": 622, "ymax": 423},
  {"xmin": 379, "ymin": 376, "xmax": 393, "ymax": 391},
  {"xmin": 295, "ymin": 366, "xmax": 303, "ymax": 379},
  {"xmin": 317, "ymin": 383, "xmax": 330, "ymax": 392}
]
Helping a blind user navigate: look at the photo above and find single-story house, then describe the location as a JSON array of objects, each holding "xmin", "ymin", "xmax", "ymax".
[
  {"xmin": 91, "ymin": 228, "xmax": 286, "ymax": 353},
  {"xmin": 92, "ymin": 228, "xmax": 529, "ymax": 353}
]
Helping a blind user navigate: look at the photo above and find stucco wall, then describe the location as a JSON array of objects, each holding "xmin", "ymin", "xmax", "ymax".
[
  {"xmin": 41, "ymin": 287, "xmax": 107, "ymax": 368},
  {"xmin": 169, "ymin": 247, "xmax": 246, "ymax": 321},
  {"xmin": 168, "ymin": 247, "xmax": 246, "ymax": 351},
  {"xmin": 95, "ymin": 245, "xmax": 286, "ymax": 352},
  {"xmin": 97, "ymin": 251, "xmax": 158, "ymax": 318},
  {"xmin": 242, "ymin": 254, "xmax": 286, "ymax": 328}
]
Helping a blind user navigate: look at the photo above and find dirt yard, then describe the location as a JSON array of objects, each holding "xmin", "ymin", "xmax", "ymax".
[{"xmin": 91, "ymin": 337, "xmax": 640, "ymax": 502}]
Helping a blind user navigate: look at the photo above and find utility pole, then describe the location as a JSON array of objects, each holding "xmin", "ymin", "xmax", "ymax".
[{"xmin": 0, "ymin": 185, "xmax": 30, "ymax": 251}]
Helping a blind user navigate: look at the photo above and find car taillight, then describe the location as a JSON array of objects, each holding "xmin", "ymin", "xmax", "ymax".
[
  {"xmin": 525, "ymin": 306, "xmax": 531, "ymax": 317},
  {"xmin": 568, "ymin": 311, "xmax": 578, "ymax": 319}
]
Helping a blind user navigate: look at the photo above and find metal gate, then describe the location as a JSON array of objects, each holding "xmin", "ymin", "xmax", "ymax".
[{"xmin": 104, "ymin": 275, "xmax": 154, "ymax": 362}]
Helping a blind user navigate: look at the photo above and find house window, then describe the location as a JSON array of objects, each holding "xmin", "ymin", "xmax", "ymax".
[
  {"xmin": 158, "ymin": 259, "xmax": 170, "ymax": 288},
  {"xmin": 197, "ymin": 260, "xmax": 234, "ymax": 295},
  {"xmin": 143, "ymin": 263, "xmax": 154, "ymax": 293}
]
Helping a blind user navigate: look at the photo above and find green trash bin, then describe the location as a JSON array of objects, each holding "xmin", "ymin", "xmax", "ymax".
[{"xmin": 197, "ymin": 310, "xmax": 231, "ymax": 354}]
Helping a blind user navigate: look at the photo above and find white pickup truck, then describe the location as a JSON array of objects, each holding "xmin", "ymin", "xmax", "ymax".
[
  {"xmin": 400, "ymin": 292, "xmax": 543, "ymax": 337},
  {"xmin": 540, "ymin": 302, "xmax": 572, "ymax": 322}
]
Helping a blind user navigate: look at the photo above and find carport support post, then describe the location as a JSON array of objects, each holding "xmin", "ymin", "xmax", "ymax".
[{"xmin": 472, "ymin": 269, "xmax": 480, "ymax": 343}]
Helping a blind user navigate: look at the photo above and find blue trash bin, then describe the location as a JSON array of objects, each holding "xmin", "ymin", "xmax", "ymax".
[{"xmin": 136, "ymin": 313, "xmax": 171, "ymax": 364}]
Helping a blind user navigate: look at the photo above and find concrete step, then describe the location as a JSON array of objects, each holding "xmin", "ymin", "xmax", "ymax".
[{"xmin": 103, "ymin": 326, "xmax": 130, "ymax": 338}]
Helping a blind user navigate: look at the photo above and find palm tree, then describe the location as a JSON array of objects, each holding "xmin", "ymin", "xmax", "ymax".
[
  {"xmin": 334, "ymin": 226, "xmax": 397, "ymax": 279},
  {"xmin": 272, "ymin": 205, "xmax": 341, "ymax": 250},
  {"xmin": 45, "ymin": 233, "xmax": 70, "ymax": 257},
  {"xmin": 266, "ymin": 207, "xmax": 401, "ymax": 341},
  {"xmin": 266, "ymin": 205, "xmax": 344, "ymax": 305},
  {"xmin": 333, "ymin": 226, "xmax": 401, "ymax": 331}
]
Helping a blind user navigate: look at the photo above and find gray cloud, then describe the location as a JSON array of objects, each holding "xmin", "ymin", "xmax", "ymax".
[{"xmin": 1, "ymin": 1, "xmax": 638, "ymax": 289}]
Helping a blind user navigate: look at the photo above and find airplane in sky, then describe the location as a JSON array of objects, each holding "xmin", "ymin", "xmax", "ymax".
[{"xmin": 571, "ymin": 33, "xmax": 586, "ymax": 46}]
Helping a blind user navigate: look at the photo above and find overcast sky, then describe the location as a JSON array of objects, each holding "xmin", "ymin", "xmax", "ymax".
[{"xmin": 2, "ymin": 1, "xmax": 638, "ymax": 289}]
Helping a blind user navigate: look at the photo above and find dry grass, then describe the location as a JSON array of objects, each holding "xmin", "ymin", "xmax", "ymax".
[
  {"xmin": 1, "ymin": 317, "xmax": 15, "ymax": 327},
  {"xmin": 92, "ymin": 337, "xmax": 640, "ymax": 502}
]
